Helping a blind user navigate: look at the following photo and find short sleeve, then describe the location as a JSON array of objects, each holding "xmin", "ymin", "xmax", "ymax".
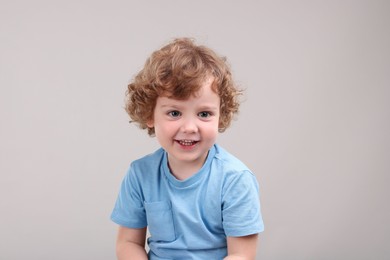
[
  {"xmin": 221, "ymin": 171, "xmax": 264, "ymax": 237},
  {"xmin": 110, "ymin": 164, "xmax": 147, "ymax": 228}
]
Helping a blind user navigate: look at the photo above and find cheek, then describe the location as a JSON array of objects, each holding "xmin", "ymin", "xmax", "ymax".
[
  {"xmin": 201, "ymin": 122, "xmax": 219, "ymax": 137},
  {"xmin": 154, "ymin": 121, "xmax": 177, "ymax": 135}
]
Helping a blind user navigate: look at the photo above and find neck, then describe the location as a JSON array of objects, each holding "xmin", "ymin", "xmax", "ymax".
[{"xmin": 167, "ymin": 154, "xmax": 208, "ymax": 181}]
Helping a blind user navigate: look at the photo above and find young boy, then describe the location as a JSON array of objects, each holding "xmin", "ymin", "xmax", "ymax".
[{"xmin": 111, "ymin": 38, "xmax": 264, "ymax": 260}]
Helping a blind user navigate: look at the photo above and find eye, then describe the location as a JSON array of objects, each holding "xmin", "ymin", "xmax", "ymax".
[
  {"xmin": 198, "ymin": 111, "xmax": 212, "ymax": 118},
  {"xmin": 168, "ymin": 110, "xmax": 181, "ymax": 118}
]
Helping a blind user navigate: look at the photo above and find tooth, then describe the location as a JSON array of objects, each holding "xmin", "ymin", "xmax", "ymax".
[{"xmin": 180, "ymin": 140, "xmax": 194, "ymax": 146}]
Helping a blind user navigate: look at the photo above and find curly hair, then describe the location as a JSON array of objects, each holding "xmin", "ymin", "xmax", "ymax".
[{"xmin": 125, "ymin": 38, "xmax": 242, "ymax": 136}]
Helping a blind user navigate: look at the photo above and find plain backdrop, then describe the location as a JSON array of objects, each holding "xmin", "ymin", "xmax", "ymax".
[{"xmin": 1, "ymin": 0, "xmax": 389, "ymax": 259}]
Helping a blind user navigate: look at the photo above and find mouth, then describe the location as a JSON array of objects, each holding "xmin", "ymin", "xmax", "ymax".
[{"xmin": 175, "ymin": 139, "xmax": 199, "ymax": 147}]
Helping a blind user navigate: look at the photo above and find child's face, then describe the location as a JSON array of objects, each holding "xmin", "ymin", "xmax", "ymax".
[{"xmin": 147, "ymin": 77, "xmax": 220, "ymax": 173}]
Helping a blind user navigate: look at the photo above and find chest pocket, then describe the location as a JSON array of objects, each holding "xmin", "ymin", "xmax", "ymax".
[{"xmin": 144, "ymin": 200, "xmax": 176, "ymax": 242}]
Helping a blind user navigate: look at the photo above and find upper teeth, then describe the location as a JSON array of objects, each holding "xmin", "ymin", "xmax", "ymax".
[{"xmin": 179, "ymin": 140, "xmax": 195, "ymax": 145}]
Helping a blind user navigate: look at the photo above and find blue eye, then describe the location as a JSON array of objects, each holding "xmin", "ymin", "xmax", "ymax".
[
  {"xmin": 168, "ymin": 110, "xmax": 181, "ymax": 117},
  {"xmin": 198, "ymin": 111, "xmax": 211, "ymax": 118}
]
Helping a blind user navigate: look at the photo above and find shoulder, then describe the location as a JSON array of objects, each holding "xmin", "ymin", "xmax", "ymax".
[
  {"xmin": 130, "ymin": 148, "xmax": 164, "ymax": 170},
  {"xmin": 125, "ymin": 148, "xmax": 165, "ymax": 183},
  {"xmin": 212, "ymin": 144, "xmax": 258, "ymax": 191},
  {"xmin": 213, "ymin": 144, "xmax": 252, "ymax": 174}
]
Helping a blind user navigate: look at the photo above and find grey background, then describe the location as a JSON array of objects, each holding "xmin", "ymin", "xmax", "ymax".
[{"xmin": 1, "ymin": 0, "xmax": 389, "ymax": 259}]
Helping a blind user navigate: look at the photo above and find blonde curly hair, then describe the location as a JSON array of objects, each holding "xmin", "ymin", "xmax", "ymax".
[{"xmin": 125, "ymin": 38, "xmax": 242, "ymax": 136}]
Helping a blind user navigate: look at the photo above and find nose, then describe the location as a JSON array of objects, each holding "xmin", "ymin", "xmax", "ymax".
[{"xmin": 180, "ymin": 116, "xmax": 198, "ymax": 133}]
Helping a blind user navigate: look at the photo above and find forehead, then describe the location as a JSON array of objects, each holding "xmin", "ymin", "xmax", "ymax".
[
  {"xmin": 157, "ymin": 78, "xmax": 220, "ymax": 107},
  {"xmin": 160, "ymin": 75, "xmax": 218, "ymax": 98}
]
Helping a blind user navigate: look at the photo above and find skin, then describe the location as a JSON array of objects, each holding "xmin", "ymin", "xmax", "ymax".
[
  {"xmin": 116, "ymin": 78, "xmax": 259, "ymax": 259},
  {"xmin": 225, "ymin": 234, "xmax": 259, "ymax": 260},
  {"xmin": 116, "ymin": 226, "xmax": 148, "ymax": 260},
  {"xmin": 147, "ymin": 77, "xmax": 220, "ymax": 180}
]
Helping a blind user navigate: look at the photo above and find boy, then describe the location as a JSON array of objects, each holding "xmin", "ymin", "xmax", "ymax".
[{"xmin": 111, "ymin": 38, "xmax": 264, "ymax": 259}]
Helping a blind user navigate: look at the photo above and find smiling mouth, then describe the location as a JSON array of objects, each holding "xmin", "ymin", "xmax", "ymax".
[{"xmin": 176, "ymin": 139, "xmax": 199, "ymax": 146}]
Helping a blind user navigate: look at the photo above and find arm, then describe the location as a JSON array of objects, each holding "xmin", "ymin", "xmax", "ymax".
[
  {"xmin": 116, "ymin": 226, "xmax": 148, "ymax": 260},
  {"xmin": 224, "ymin": 234, "xmax": 259, "ymax": 260}
]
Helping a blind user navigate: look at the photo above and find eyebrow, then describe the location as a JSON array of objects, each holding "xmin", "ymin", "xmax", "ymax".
[
  {"xmin": 197, "ymin": 105, "xmax": 219, "ymax": 111},
  {"xmin": 160, "ymin": 104, "xmax": 182, "ymax": 109},
  {"xmin": 159, "ymin": 104, "xmax": 218, "ymax": 111}
]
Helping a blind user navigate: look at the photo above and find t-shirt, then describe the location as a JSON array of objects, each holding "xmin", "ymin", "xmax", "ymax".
[{"xmin": 111, "ymin": 144, "xmax": 264, "ymax": 259}]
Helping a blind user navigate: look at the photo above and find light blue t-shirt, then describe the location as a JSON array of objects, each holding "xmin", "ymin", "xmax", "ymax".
[{"xmin": 111, "ymin": 144, "xmax": 264, "ymax": 260}]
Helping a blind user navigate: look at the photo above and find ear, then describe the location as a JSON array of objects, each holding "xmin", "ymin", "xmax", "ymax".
[{"xmin": 146, "ymin": 119, "xmax": 154, "ymax": 128}]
